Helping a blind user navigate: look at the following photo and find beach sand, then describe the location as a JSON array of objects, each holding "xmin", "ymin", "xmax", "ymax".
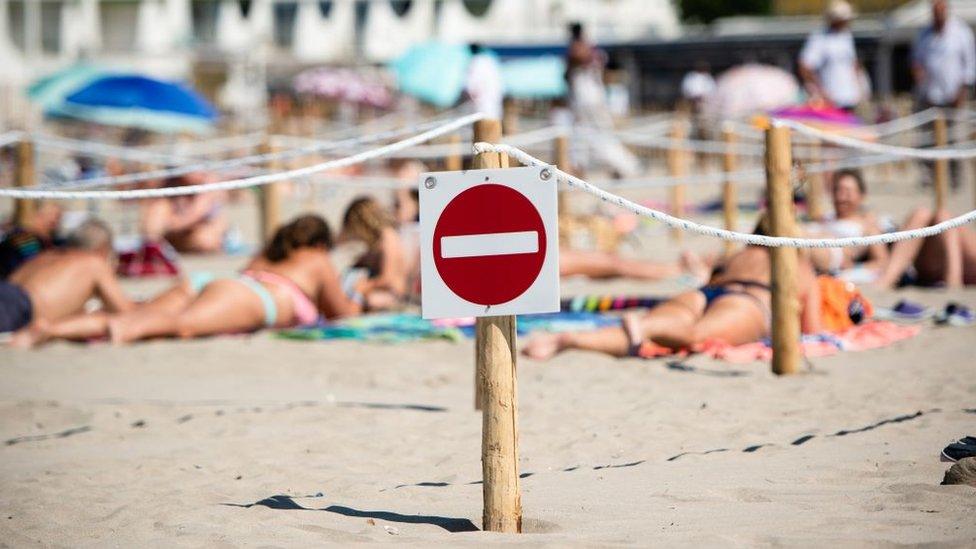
[{"xmin": 2, "ymin": 169, "xmax": 976, "ymax": 546}]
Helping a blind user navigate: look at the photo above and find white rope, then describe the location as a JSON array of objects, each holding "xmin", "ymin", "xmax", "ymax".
[
  {"xmin": 777, "ymin": 119, "xmax": 976, "ymax": 159},
  {"xmin": 477, "ymin": 142, "xmax": 976, "ymax": 248},
  {"xmin": 0, "ymin": 130, "xmax": 25, "ymax": 149},
  {"xmin": 33, "ymin": 114, "xmax": 473, "ymax": 190},
  {"xmin": 139, "ymin": 132, "xmax": 266, "ymax": 157},
  {"xmin": 391, "ymin": 124, "xmax": 568, "ymax": 159},
  {"xmin": 0, "ymin": 113, "xmax": 484, "ymax": 200}
]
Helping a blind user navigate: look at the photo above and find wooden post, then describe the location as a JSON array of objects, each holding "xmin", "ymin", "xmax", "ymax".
[
  {"xmin": 14, "ymin": 137, "xmax": 35, "ymax": 226},
  {"xmin": 667, "ymin": 119, "xmax": 687, "ymax": 242},
  {"xmin": 446, "ymin": 134, "xmax": 462, "ymax": 172},
  {"xmin": 807, "ymin": 141, "xmax": 826, "ymax": 221},
  {"xmin": 765, "ymin": 125, "xmax": 801, "ymax": 376},
  {"xmin": 721, "ymin": 127, "xmax": 737, "ymax": 257},
  {"xmin": 471, "ymin": 118, "xmax": 522, "ymax": 533},
  {"xmin": 260, "ymin": 137, "xmax": 282, "ymax": 242},
  {"xmin": 502, "ymin": 99, "xmax": 518, "ymax": 136},
  {"xmin": 933, "ymin": 112, "xmax": 949, "ymax": 211},
  {"xmin": 554, "ymin": 134, "xmax": 570, "ymax": 214}
]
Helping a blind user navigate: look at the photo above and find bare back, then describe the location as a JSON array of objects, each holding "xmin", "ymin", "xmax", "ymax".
[
  {"xmin": 9, "ymin": 250, "xmax": 121, "ymax": 320},
  {"xmin": 246, "ymin": 248, "xmax": 358, "ymax": 319}
]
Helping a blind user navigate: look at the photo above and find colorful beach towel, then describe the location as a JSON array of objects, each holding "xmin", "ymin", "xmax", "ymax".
[
  {"xmin": 277, "ymin": 311, "xmax": 622, "ymax": 344},
  {"xmin": 634, "ymin": 321, "xmax": 921, "ymax": 364}
]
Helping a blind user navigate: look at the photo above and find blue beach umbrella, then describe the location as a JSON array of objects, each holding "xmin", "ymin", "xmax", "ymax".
[
  {"xmin": 390, "ymin": 42, "xmax": 471, "ymax": 108},
  {"xmin": 27, "ymin": 64, "xmax": 111, "ymax": 110},
  {"xmin": 47, "ymin": 75, "xmax": 218, "ymax": 134},
  {"xmin": 501, "ymin": 56, "xmax": 567, "ymax": 100}
]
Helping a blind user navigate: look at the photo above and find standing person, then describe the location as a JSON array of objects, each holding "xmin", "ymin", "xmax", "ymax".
[
  {"xmin": 464, "ymin": 43, "xmax": 504, "ymax": 120},
  {"xmin": 912, "ymin": 0, "xmax": 975, "ymax": 111},
  {"xmin": 911, "ymin": 0, "xmax": 975, "ymax": 186},
  {"xmin": 564, "ymin": 22, "xmax": 639, "ymax": 178},
  {"xmin": 798, "ymin": 0, "xmax": 867, "ymax": 111}
]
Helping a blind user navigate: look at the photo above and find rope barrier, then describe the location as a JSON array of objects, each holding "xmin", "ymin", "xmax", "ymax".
[
  {"xmin": 777, "ymin": 118, "xmax": 976, "ymax": 159},
  {"xmin": 32, "ymin": 113, "xmax": 476, "ymax": 190},
  {"xmin": 0, "ymin": 113, "xmax": 484, "ymax": 200},
  {"xmin": 477, "ymin": 142, "xmax": 976, "ymax": 248},
  {"xmin": 0, "ymin": 130, "xmax": 25, "ymax": 149}
]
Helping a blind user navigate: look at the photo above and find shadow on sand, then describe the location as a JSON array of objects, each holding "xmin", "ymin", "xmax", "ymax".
[{"xmin": 223, "ymin": 495, "xmax": 478, "ymax": 533}]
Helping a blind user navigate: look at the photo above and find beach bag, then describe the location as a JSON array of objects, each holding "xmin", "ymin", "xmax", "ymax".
[{"xmin": 818, "ymin": 275, "xmax": 873, "ymax": 333}]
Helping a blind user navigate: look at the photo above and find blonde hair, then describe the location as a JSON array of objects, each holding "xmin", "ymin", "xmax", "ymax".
[{"xmin": 342, "ymin": 196, "xmax": 392, "ymax": 248}]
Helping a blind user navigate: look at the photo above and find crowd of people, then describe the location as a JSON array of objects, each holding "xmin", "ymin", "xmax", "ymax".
[{"xmin": 1, "ymin": 1, "xmax": 973, "ymax": 358}]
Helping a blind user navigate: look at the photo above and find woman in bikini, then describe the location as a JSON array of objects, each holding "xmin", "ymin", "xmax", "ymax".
[
  {"xmin": 806, "ymin": 169, "xmax": 888, "ymax": 282},
  {"xmin": 523, "ymin": 217, "xmax": 822, "ymax": 360},
  {"xmin": 20, "ymin": 215, "xmax": 361, "ymax": 346},
  {"xmin": 340, "ymin": 196, "xmax": 408, "ymax": 309}
]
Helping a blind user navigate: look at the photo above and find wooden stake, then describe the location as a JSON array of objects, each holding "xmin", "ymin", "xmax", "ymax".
[
  {"xmin": 446, "ymin": 134, "xmax": 462, "ymax": 171},
  {"xmin": 933, "ymin": 112, "xmax": 949, "ymax": 211},
  {"xmin": 471, "ymin": 118, "xmax": 522, "ymax": 533},
  {"xmin": 554, "ymin": 135, "xmax": 570, "ymax": 214},
  {"xmin": 807, "ymin": 141, "xmax": 826, "ymax": 221},
  {"xmin": 667, "ymin": 120, "xmax": 687, "ymax": 242},
  {"xmin": 720, "ymin": 127, "xmax": 738, "ymax": 257},
  {"xmin": 260, "ymin": 137, "xmax": 282, "ymax": 242},
  {"xmin": 766, "ymin": 126, "xmax": 800, "ymax": 376},
  {"xmin": 14, "ymin": 138, "xmax": 35, "ymax": 226},
  {"xmin": 502, "ymin": 99, "xmax": 518, "ymax": 136}
]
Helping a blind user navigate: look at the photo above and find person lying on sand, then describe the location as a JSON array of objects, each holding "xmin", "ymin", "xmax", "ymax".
[
  {"xmin": 15, "ymin": 215, "xmax": 361, "ymax": 347},
  {"xmin": 340, "ymin": 196, "xmax": 408, "ymax": 310},
  {"xmin": 5, "ymin": 220, "xmax": 134, "ymax": 342},
  {"xmin": 1, "ymin": 201, "xmax": 64, "ymax": 279},
  {"xmin": 875, "ymin": 206, "xmax": 976, "ymax": 289},
  {"xmin": 805, "ymin": 169, "xmax": 889, "ymax": 283},
  {"xmin": 559, "ymin": 247, "xmax": 711, "ymax": 283},
  {"xmin": 523, "ymin": 217, "xmax": 822, "ymax": 360},
  {"xmin": 141, "ymin": 174, "xmax": 228, "ymax": 253}
]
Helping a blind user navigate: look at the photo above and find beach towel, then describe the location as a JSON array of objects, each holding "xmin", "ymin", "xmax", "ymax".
[
  {"xmin": 277, "ymin": 311, "xmax": 622, "ymax": 344},
  {"xmin": 633, "ymin": 321, "xmax": 920, "ymax": 364}
]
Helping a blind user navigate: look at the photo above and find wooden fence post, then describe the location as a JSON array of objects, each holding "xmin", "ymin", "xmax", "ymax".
[
  {"xmin": 765, "ymin": 125, "xmax": 801, "ymax": 376},
  {"xmin": 933, "ymin": 112, "xmax": 949, "ymax": 211},
  {"xmin": 667, "ymin": 119, "xmax": 687, "ymax": 242},
  {"xmin": 807, "ymin": 141, "xmax": 826, "ymax": 221},
  {"xmin": 260, "ymin": 137, "xmax": 282, "ymax": 242},
  {"xmin": 14, "ymin": 137, "xmax": 35, "ymax": 226},
  {"xmin": 554, "ymin": 134, "xmax": 570, "ymax": 214},
  {"xmin": 446, "ymin": 133, "xmax": 463, "ymax": 172},
  {"xmin": 721, "ymin": 126, "xmax": 738, "ymax": 257},
  {"xmin": 471, "ymin": 118, "xmax": 522, "ymax": 533}
]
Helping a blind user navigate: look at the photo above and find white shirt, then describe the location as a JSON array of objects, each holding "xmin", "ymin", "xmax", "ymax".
[
  {"xmin": 680, "ymin": 71, "xmax": 716, "ymax": 100},
  {"xmin": 465, "ymin": 53, "xmax": 504, "ymax": 120},
  {"xmin": 912, "ymin": 17, "xmax": 976, "ymax": 106},
  {"xmin": 800, "ymin": 29, "xmax": 862, "ymax": 107}
]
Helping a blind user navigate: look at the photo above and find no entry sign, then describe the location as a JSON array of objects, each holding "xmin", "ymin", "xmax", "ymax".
[{"xmin": 419, "ymin": 166, "xmax": 560, "ymax": 319}]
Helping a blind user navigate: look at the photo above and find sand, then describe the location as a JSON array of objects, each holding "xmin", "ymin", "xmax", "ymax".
[{"xmin": 2, "ymin": 162, "xmax": 976, "ymax": 546}]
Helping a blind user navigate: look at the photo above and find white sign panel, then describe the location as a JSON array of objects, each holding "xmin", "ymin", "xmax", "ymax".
[{"xmin": 419, "ymin": 165, "xmax": 560, "ymax": 319}]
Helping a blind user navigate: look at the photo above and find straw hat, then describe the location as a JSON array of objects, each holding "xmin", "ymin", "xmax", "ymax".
[{"xmin": 826, "ymin": 0, "xmax": 856, "ymax": 22}]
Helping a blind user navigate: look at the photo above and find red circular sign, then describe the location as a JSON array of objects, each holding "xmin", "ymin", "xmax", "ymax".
[{"xmin": 433, "ymin": 183, "xmax": 546, "ymax": 306}]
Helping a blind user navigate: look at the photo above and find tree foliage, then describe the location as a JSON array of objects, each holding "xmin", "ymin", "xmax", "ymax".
[{"xmin": 678, "ymin": 0, "xmax": 773, "ymax": 24}]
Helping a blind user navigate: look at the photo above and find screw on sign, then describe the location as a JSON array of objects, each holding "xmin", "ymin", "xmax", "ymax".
[{"xmin": 419, "ymin": 166, "xmax": 559, "ymax": 319}]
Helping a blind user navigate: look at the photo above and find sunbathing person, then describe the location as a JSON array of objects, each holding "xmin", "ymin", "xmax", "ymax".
[
  {"xmin": 20, "ymin": 215, "xmax": 361, "ymax": 346},
  {"xmin": 524, "ymin": 218, "xmax": 822, "ymax": 360},
  {"xmin": 341, "ymin": 196, "xmax": 408, "ymax": 309},
  {"xmin": 560, "ymin": 248, "xmax": 711, "ymax": 283},
  {"xmin": 141, "ymin": 173, "xmax": 228, "ymax": 253},
  {"xmin": 875, "ymin": 206, "xmax": 976, "ymax": 288},
  {"xmin": 6, "ymin": 220, "xmax": 134, "ymax": 343},
  {"xmin": 805, "ymin": 169, "xmax": 888, "ymax": 283},
  {"xmin": 1, "ymin": 201, "xmax": 64, "ymax": 279}
]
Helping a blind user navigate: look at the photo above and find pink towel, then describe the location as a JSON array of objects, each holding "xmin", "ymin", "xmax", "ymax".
[{"xmin": 636, "ymin": 321, "xmax": 920, "ymax": 364}]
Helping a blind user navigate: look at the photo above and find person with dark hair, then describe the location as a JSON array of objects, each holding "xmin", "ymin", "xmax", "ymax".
[
  {"xmin": 6, "ymin": 219, "xmax": 133, "ymax": 343},
  {"xmin": 0, "ymin": 201, "xmax": 64, "ymax": 279},
  {"xmin": 15, "ymin": 215, "xmax": 361, "ymax": 347},
  {"xmin": 464, "ymin": 41, "xmax": 503, "ymax": 119},
  {"xmin": 523, "ymin": 216, "xmax": 822, "ymax": 360},
  {"xmin": 805, "ymin": 169, "xmax": 889, "ymax": 282}
]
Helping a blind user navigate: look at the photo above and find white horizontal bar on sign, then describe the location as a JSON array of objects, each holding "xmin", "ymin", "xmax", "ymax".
[{"xmin": 440, "ymin": 231, "xmax": 539, "ymax": 259}]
